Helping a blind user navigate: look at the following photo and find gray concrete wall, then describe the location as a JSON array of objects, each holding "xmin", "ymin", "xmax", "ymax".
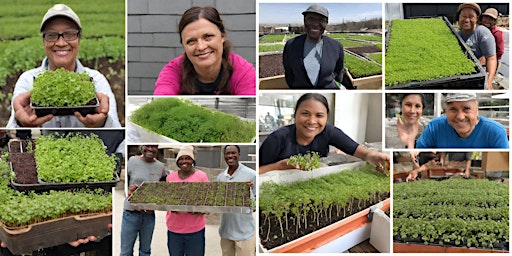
[{"xmin": 127, "ymin": 0, "xmax": 256, "ymax": 95}]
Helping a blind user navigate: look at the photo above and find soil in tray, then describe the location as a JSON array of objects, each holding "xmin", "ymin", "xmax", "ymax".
[
  {"xmin": 10, "ymin": 153, "xmax": 37, "ymax": 184},
  {"xmin": 8, "ymin": 140, "xmax": 35, "ymax": 153},
  {"xmin": 259, "ymin": 191, "xmax": 390, "ymax": 250},
  {"xmin": 129, "ymin": 182, "xmax": 251, "ymax": 208}
]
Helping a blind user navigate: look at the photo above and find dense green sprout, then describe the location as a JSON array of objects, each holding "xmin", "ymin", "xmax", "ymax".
[
  {"xmin": 31, "ymin": 68, "xmax": 96, "ymax": 107},
  {"xmin": 260, "ymin": 164, "xmax": 389, "ymax": 248},
  {"xmin": 35, "ymin": 133, "xmax": 116, "ymax": 182},
  {"xmin": 394, "ymin": 179, "xmax": 509, "ymax": 249},
  {"xmin": 131, "ymin": 98, "xmax": 256, "ymax": 142},
  {"xmin": 385, "ymin": 18, "xmax": 476, "ymax": 86},
  {"xmin": 345, "ymin": 53, "xmax": 382, "ymax": 78},
  {"xmin": 0, "ymin": 156, "xmax": 111, "ymax": 228}
]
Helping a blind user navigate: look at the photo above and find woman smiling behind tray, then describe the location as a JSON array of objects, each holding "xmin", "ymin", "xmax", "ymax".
[
  {"xmin": 395, "ymin": 93, "xmax": 425, "ymax": 149},
  {"xmin": 154, "ymin": 6, "xmax": 256, "ymax": 95},
  {"xmin": 166, "ymin": 145, "xmax": 209, "ymax": 255},
  {"xmin": 259, "ymin": 93, "xmax": 389, "ymax": 174}
]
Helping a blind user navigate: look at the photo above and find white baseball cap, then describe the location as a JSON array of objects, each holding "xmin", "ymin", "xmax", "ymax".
[{"xmin": 40, "ymin": 4, "xmax": 81, "ymax": 32}]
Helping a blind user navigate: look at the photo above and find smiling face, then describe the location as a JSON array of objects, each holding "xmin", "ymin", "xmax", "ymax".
[
  {"xmin": 177, "ymin": 155, "xmax": 194, "ymax": 172},
  {"xmin": 446, "ymin": 100, "xmax": 479, "ymax": 138},
  {"xmin": 481, "ymin": 15, "xmax": 496, "ymax": 29},
  {"xmin": 42, "ymin": 17, "xmax": 80, "ymax": 71},
  {"xmin": 304, "ymin": 13, "xmax": 327, "ymax": 42},
  {"xmin": 401, "ymin": 94, "xmax": 423, "ymax": 125},
  {"xmin": 181, "ymin": 18, "xmax": 225, "ymax": 74},
  {"xmin": 141, "ymin": 145, "xmax": 158, "ymax": 162},
  {"xmin": 295, "ymin": 98, "xmax": 328, "ymax": 145},
  {"xmin": 224, "ymin": 145, "xmax": 240, "ymax": 169},
  {"xmin": 459, "ymin": 8, "xmax": 478, "ymax": 34}
]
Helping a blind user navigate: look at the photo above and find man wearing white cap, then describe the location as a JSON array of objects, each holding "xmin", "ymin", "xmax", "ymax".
[
  {"xmin": 283, "ymin": 4, "xmax": 350, "ymax": 89},
  {"xmin": 457, "ymin": 3, "xmax": 497, "ymax": 90},
  {"xmin": 415, "ymin": 93, "xmax": 508, "ymax": 148},
  {"xmin": 7, "ymin": 4, "xmax": 121, "ymax": 128}
]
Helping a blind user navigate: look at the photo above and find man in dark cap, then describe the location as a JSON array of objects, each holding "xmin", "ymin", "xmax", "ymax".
[
  {"xmin": 457, "ymin": 3, "xmax": 497, "ymax": 90},
  {"xmin": 283, "ymin": 4, "xmax": 349, "ymax": 89}
]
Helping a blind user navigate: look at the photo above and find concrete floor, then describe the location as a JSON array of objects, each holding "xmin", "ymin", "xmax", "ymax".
[{"xmin": 112, "ymin": 180, "xmax": 223, "ymax": 256}]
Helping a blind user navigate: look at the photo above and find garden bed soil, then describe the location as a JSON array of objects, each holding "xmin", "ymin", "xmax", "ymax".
[
  {"xmin": 348, "ymin": 45, "xmax": 381, "ymax": 56},
  {"xmin": 129, "ymin": 181, "xmax": 252, "ymax": 213},
  {"xmin": 0, "ymin": 212, "xmax": 112, "ymax": 255},
  {"xmin": 393, "ymin": 241, "xmax": 509, "ymax": 253},
  {"xmin": 259, "ymin": 192, "xmax": 389, "ymax": 250},
  {"xmin": 258, "ymin": 48, "xmax": 381, "ymax": 79},
  {"xmin": 0, "ymin": 57, "xmax": 125, "ymax": 127}
]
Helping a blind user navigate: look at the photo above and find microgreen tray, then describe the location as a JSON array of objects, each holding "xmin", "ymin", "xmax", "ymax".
[
  {"xmin": 385, "ymin": 16, "xmax": 486, "ymax": 89},
  {"xmin": 0, "ymin": 212, "xmax": 111, "ymax": 255},
  {"xmin": 128, "ymin": 181, "xmax": 253, "ymax": 214},
  {"xmin": 10, "ymin": 172, "xmax": 120, "ymax": 193},
  {"xmin": 31, "ymin": 97, "xmax": 99, "ymax": 117}
]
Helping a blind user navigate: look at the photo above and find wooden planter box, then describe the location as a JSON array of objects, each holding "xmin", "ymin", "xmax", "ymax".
[
  {"xmin": 258, "ymin": 75, "xmax": 288, "ymax": 90},
  {"xmin": 0, "ymin": 212, "xmax": 111, "ymax": 255},
  {"xmin": 385, "ymin": 17, "xmax": 486, "ymax": 89}
]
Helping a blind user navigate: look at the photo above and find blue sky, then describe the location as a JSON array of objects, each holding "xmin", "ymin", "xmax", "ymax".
[{"xmin": 259, "ymin": 3, "xmax": 382, "ymax": 25}]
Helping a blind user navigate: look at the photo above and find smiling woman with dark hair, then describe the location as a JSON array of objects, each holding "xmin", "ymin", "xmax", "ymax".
[
  {"xmin": 154, "ymin": 6, "xmax": 256, "ymax": 95},
  {"xmin": 259, "ymin": 93, "xmax": 389, "ymax": 174}
]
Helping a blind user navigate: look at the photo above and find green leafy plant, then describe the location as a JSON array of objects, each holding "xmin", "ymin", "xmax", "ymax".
[
  {"xmin": 30, "ymin": 68, "xmax": 95, "ymax": 107},
  {"xmin": 130, "ymin": 98, "xmax": 256, "ymax": 142},
  {"xmin": 393, "ymin": 179, "xmax": 509, "ymax": 250},
  {"xmin": 287, "ymin": 152, "xmax": 321, "ymax": 171},
  {"xmin": 345, "ymin": 53, "xmax": 382, "ymax": 78},
  {"xmin": 260, "ymin": 164, "xmax": 389, "ymax": 249},
  {"xmin": 386, "ymin": 18, "xmax": 476, "ymax": 86},
  {"xmin": 34, "ymin": 133, "xmax": 116, "ymax": 182}
]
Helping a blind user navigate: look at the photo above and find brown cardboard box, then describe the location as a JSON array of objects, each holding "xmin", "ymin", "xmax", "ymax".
[{"xmin": 481, "ymin": 152, "xmax": 509, "ymax": 172}]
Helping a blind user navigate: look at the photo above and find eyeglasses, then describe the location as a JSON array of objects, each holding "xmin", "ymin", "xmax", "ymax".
[
  {"xmin": 305, "ymin": 16, "xmax": 327, "ymax": 23},
  {"xmin": 42, "ymin": 30, "xmax": 80, "ymax": 42}
]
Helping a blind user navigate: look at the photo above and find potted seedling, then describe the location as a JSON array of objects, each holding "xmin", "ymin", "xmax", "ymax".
[{"xmin": 30, "ymin": 68, "xmax": 98, "ymax": 117}]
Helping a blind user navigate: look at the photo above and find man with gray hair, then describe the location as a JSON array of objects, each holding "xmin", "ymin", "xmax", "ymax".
[{"xmin": 415, "ymin": 93, "xmax": 508, "ymax": 148}]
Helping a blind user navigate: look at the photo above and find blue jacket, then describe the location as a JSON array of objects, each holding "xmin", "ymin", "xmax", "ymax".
[{"xmin": 283, "ymin": 34, "xmax": 344, "ymax": 89}]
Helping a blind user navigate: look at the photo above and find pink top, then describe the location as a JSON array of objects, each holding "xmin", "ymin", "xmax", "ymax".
[
  {"xmin": 165, "ymin": 170, "xmax": 209, "ymax": 234},
  {"xmin": 154, "ymin": 53, "xmax": 256, "ymax": 95}
]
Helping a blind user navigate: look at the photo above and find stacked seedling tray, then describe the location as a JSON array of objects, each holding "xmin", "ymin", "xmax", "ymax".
[
  {"xmin": 385, "ymin": 17, "xmax": 486, "ymax": 89},
  {"xmin": 394, "ymin": 178, "xmax": 509, "ymax": 253},
  {"xmin": 259, "ymin": 163, "xmax": 390, "ymax": 253},
  {"xmin": 8, "ymin": 135, "xmax": 119, "ymax": 192},
  {"xmin": 128, "ymin": 181, "xmax": 252, "ymax": 214}
]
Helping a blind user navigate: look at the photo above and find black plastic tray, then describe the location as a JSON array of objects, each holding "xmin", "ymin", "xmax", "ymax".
[
  {"xmin": 385, "ymin": 17, "xmax": 486, "ymax": 90},
  {"xmin": 31, "ymin": 97, "xmax": 99, "ymax": 117},
  {"xmin": 0, "ymin": 213, "xmax": 111, "ymax": 255},
  {"xmin": 10, "ymin": 172, "xmax": 120, "ymax": 192}
]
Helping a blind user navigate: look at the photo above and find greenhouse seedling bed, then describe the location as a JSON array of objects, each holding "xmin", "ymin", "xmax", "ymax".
[
  {"xmin": 0, "ymin": 212, "xmax": 111, "ymax": 255},
  {"xmin": 394, "ymin": 178, "xmax": 509, "ymax": 252},
  {"xmin": 8, "ymin": 137, "xmax": 119, "ymax": 192},
  {"xmin": 31, "ymin": 97, "xmax": 99, "ymax": 117},
  {"xmin": 385, "ymin": 17, "xmax": 486, "ymax": 89},
  {"xmin": 259, "ymin": 164, "xmax": 390, "ymax": 250},
  {"xmin": 128, "ymin": 181, "xmax": 252, "ymax": 214}
]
